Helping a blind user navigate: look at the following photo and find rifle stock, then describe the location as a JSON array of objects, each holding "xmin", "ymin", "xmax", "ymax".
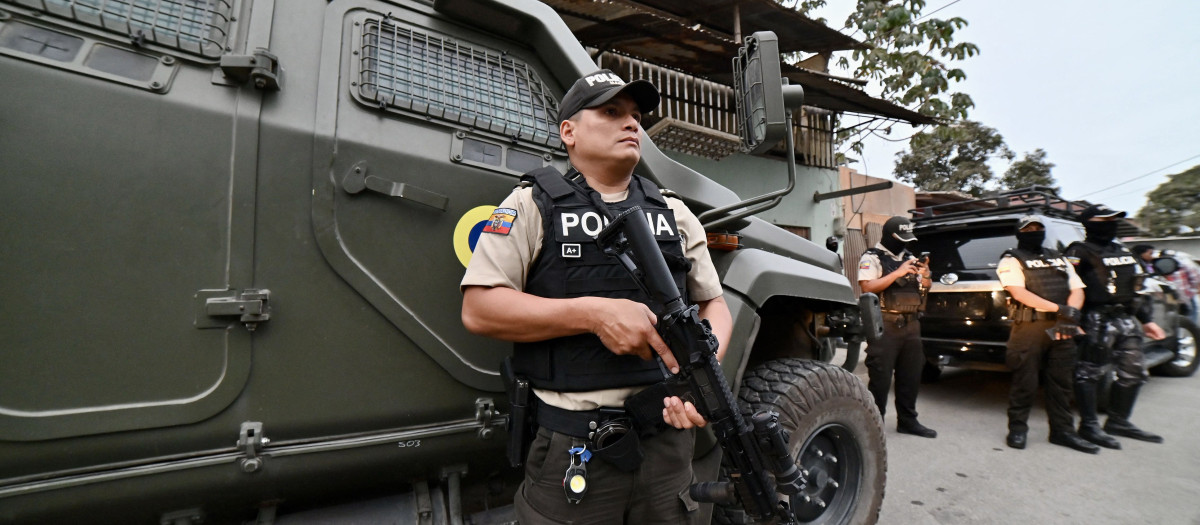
[{"xmin": 596, "ymin": 206, "xmax": 803, "ymax": 524}]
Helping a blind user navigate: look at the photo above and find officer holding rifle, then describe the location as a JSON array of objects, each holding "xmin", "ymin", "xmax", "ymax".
[{"xmin": 461, "ymin": 70, "xmax": 732, "ymax": 524}]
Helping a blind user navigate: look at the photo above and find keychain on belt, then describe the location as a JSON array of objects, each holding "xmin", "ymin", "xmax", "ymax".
[{"xmin": 564, "ymin": 445, "xmax": 591, "ymax": 504}]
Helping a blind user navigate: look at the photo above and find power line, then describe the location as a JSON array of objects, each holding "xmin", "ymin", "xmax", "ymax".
[{"xmin": 1075, "ymin": 152, "xmax": 1200, "ymax": 198}]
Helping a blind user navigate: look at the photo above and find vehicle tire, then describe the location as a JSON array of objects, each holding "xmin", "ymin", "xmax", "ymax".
[
  {"xmin": 722, "ymin": 358, "xmax": 886, "ymax": 525},
  {"xmin": 921, "ymin": 361, "xmax": 943, "ymax": 383},
  {"xmin": 1151, "ymin": 318, "xmax": 1199, "ymax": 377}
]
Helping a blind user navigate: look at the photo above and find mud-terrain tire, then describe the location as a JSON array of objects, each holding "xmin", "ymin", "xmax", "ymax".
[
  {"xmin": 730, "ymin": 358, "xmax": 887, "ymax": 525},
  {"xmin": 1151, "ymin": 319, "xmax": 1199, "ymax": 377}
]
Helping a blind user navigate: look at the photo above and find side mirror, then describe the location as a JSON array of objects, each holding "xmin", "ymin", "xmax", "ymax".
[
  {"xmin": 1151, "ymin": 256, "xmax": 1179, "ymax": 276},
  {"xmin": 732, "ymin": 31, "xmax": 805, "ymax": 154}
]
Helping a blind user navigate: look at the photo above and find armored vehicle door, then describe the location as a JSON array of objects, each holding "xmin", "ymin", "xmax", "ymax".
[
  {"xmin": 312, "ymin": 1, "xmax": 567, "ymax": 390},
  {"xmin": 0, "ymin": 1, "xmax": 261, "ymax": 440}
]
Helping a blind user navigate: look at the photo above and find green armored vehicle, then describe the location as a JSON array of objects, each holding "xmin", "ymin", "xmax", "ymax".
[{"xmin": 0, "ymin": 0, "xmax": 884, "ymax": 522}]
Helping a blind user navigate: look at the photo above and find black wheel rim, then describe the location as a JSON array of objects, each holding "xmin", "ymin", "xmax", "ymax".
[{"xmin": 790, "ymin": 423, "xmax": 862, "ymax": 523}]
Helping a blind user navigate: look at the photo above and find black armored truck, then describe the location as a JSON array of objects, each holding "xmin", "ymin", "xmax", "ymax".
[{"xmin": 0, "ymin": 0, "xmax": 887, "ymax": 523}]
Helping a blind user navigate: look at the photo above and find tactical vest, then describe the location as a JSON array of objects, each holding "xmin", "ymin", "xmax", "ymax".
[
  {"xmin": 512, "ymin": 167, "xmax": 690, "ymax": 391},
  {"xmin": 1066, "ymin": 241, "xmax": 1140, "ymax": 306},
  {"xmin": 866, "ymin": 247, "xmax": 925, "ymax": 313},
  {"xmin": 1003, "ymin": 247, "xmax": 1071, "ymax": 305}
]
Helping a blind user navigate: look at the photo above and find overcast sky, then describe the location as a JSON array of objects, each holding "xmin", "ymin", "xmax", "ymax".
[{"xmin": 815, "ymin": 0, "xmax": 1200, "ymax": 217}]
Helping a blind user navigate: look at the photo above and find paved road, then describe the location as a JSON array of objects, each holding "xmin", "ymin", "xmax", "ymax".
[{"xmin": 849, "ymin": 363, "xmax": 1200, "ymax": 524}]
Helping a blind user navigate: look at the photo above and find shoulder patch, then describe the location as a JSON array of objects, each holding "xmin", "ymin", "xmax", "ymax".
[
  {"xmin": 1066, "ymin": 256, "xmax": 1080, "ymax": 265},
  {"xmin": 482, "ymin": 207, "xmax": 517, "ymax": 235},
  {"xmin": 858, "ymin": 260, "xmax": 872, "ymax": 271}
]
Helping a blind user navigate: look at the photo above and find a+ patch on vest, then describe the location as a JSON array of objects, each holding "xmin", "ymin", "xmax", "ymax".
[
  {"xmin": 552, "ymin": 208, "xmax": 678, "ymax": 258},
  {"xmin": 482, "ymin": 207, "xmax": 517, "ymax": 235}
]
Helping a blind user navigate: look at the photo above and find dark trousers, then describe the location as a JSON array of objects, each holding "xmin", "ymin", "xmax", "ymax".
[
  {"xmin": 1005, "ymin": 319, "xmax": 1076, "ymax": 433},
  {"xmin": 514, "ymin": 426, "xmax": 699, "ymax": 524},
  {"xmin": 1074, "ymin": 312, "xmax": 1148, "ymax": 387},
  {"xmin": 864, "ymin": 314, "xmax": 924, "ymax": 423}
]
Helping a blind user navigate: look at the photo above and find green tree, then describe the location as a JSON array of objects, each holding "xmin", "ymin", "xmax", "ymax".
[
  {"xmin": 782, "ymin": 1, "xmax": 979, "ymax": 156},
  {"xmin": 1000, "ymin": 148, "xmax": 1059, "ymax": 193},
  {"xmin": 893, "ymin": 120, "xmax": 1012, "ymax": 196},
  {"xmin": 1137, "ymin": 165, "xmax": 1200, "ymax": 237}
]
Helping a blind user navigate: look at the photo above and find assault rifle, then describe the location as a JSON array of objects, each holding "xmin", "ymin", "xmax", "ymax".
[{"xmin": 595, "ymin": 206, "xmax": 805, "ymax": 524}]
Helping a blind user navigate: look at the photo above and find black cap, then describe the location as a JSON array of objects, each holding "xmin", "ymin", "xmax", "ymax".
[
  {"xmin": 883, "ymin": 216, "xmax": 917, "ymax": 242},
  {"xmin": 1078, "ymin": 204, "xmax": 1126, "ymax": 221},
  {"xmin": 557, "ymin": 70, "xmax": 659, "ymax": 122}
]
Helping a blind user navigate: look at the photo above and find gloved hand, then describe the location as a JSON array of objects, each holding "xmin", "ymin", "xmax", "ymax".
[{"xmin": 1056, "ymin": 304, "xmax": 1081, "ymax": 323}]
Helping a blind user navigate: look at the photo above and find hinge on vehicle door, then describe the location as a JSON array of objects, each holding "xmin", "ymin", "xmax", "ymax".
[
  {"xmin": 219, "ymin": 48, "xmax": 282, "ymax": 91},
  {"xmin": 237, "ymin": 421, "xmax": 269, "ymax": 473},
  {"xmin": 196, "ymin": 289, "xmax": 271, "ymax": 331},
  {"xmin": 475, "ymin": 398, "xmax": 499, "ymax": 440}
]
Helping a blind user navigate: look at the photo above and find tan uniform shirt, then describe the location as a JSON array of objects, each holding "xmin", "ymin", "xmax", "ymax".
[
  {"xmin": 856, "ymin": 243, "xmax": 906, "ymax": 282},
  {"xmin": 997, "ymin": 254, "xmax": 1085, "ymax": 311},
  {"xmin": 461, "ymin": 181, "xmax": 722, "ymax": 410}
]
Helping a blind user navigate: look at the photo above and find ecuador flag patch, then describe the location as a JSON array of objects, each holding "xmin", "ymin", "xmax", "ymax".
[{"xmin": 482, "ymin": 208, "xmax": 517, "ymax": 235}]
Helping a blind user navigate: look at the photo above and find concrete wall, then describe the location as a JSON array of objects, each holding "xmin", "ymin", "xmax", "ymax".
[{"xmin": 839, "ymin": 167, "xmax": 916, "ymax": 230}]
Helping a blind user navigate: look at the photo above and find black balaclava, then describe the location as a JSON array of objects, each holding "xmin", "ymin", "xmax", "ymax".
[
  {"xmin": 880, "ymin": 216, "xmax": 915, "ymax": 255},
  {"xmin": 1084, "ymin": 221, "xmax": 1119, "ymax": 244},
  {"xmin": 1016, "ymin": 230, "xmax": 1046, "ymax": 252}
]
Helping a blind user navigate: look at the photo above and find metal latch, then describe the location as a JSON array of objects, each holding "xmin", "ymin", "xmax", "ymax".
[
  {"xmin": 475, "ymin": 398, "xmax": 499, "ymax": 440},
  {"xmin": 237, "ymin": 421, "xmax": 269, "ymax": 473},
  {"xmin": 220, "ymin": 48, "xmax": 282, "ymax": 91},
  {"xmin": 197, "ymin": 289, "xmax": 271, "ymax": 331}
]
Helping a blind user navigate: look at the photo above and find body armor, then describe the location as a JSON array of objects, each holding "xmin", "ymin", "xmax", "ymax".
[
  {"xmin": 866, "ymin": 247, "xmax": 925, "ymax": 313},
  {"xmin": 1004, "ymin": 247, "xmax": 1072, "ymax": 306},
  {"xmin": 513, "ymin": 168, "xmax": 689, "ymax": 391},
  {"xmin": 1065, "ymin": 241, "xmax": 1141, "ymax": 308}
]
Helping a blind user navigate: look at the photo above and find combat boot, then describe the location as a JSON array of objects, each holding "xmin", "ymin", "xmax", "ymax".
[
  {"xmin": 1074, "ymin": 382, "xmax": 1121, "ymax": 449},
  {"xmin": 1048, "ymin": 430, "xmax": 1100, "ymax": 454},
  {"xmin": 1104, "ymin": 385, "xmax": 1163, "ymax": 443}
]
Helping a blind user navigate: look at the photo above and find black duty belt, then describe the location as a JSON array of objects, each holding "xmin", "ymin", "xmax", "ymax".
[
  {"xmin": 535, "ymin": 400, "xmax": 629, "ymax": 439},
  {"xmin": 1088, "ymin": 304, "xmax": 1130, "ymax": 316},
  {"xmin": 1013, "ymin": 309, "xmax": 1057, "ymax": 322}
]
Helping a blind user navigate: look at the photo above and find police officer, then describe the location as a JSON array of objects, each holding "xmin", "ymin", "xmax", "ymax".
[
  {"xmin": 858, "ymin": 216, "xmax": 936, "ymax": 438},
  {"xmin": 461, "ymin": 70, "xmax": 733, "ymax": 523},
  {"xmin": 997, "ymin": 215, "xmax": 1098, "ymax": 453},
  {"xmin": 1066, "ymin": 204, "xmax": 1166, "ymax": 448}
]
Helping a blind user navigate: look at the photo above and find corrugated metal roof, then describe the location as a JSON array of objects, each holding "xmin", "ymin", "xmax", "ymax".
[{"xmin": 540, "ymin": 0, "xmax": 937, "ymax": 125}]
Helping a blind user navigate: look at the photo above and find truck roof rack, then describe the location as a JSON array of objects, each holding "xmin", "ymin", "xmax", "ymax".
[{"xmin": 909, "ymin": 186, "xmax": 1088, "ymax": 223}]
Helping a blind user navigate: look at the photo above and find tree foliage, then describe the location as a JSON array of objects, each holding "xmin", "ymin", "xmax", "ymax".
[
  {"xmin": 1136, "ymin": 165, "xmax": 1200, "ymax": 237},
  {"xmin": 1000, "ymin": 149, "xmax": 1059, "ymax": 194},
  {"xmin": 893, "ymin": 120, "xmax": 1012, "ymax": 196},
  {"xmin": 781, "ymin": 0, "xmax": 979, "ymax": 157}
]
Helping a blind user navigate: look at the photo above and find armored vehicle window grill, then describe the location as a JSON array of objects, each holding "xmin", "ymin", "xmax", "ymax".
[
  {"xmin": 10, "ymin": 0, "xmax": 232, "ymax": 58},
  {"xmin": 359, "ymin": 20, "xmax": 560, "ymax": 147}
]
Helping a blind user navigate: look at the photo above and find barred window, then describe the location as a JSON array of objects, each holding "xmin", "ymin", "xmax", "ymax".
[
  {"xmin": 359, "ymin": 20, "xmax": 560, "ymax": 147},
  {"xmin": 15, "ymin": 0, "xmax": 233, "ymax": 58}
]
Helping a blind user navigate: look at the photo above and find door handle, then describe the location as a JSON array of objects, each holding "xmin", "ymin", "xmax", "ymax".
[{"xmin": 342, "ymin": 161, "xmax": 448, "ymax": 211}]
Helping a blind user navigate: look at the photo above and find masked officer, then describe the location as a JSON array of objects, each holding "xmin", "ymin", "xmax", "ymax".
[
  {"xmin": 858, "ymin": 216, "xmax": 936, "ymax": 438},
  {"xmin": 996, "ymin": 215, "xmax": 1098, "ymax": 453},
  {"xmin": 461, "ymin": 70, "xmax": 733, "ymax": 524},
  {"xmin": 1066, "ymin": 204, "xmax": 1166, "ymax": 449}
]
